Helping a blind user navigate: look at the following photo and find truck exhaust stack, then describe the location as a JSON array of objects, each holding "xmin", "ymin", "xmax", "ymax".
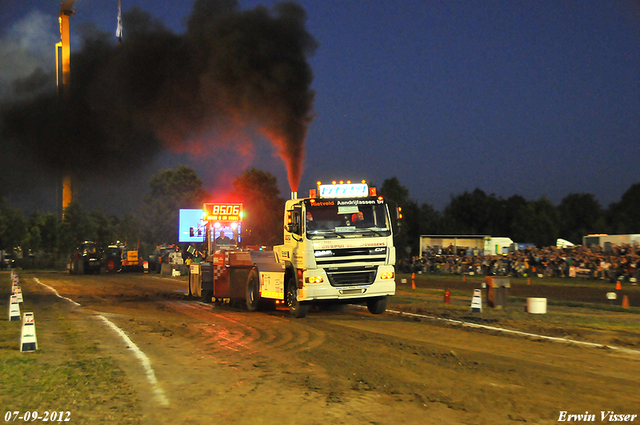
[{"xmin": 291, "ymin": 191, "xmax": 297, "ymax": 200}]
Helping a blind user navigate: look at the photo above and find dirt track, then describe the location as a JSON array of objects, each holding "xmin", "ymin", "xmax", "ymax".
[{"xmin": 13, "ymin": 272, "xmax": 640, "ymax": 424}]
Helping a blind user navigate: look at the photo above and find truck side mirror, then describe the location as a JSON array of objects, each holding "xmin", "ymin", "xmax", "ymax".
[{"xmin": 286, "ymin": 207, "xmax": 302, "ymax": 235}]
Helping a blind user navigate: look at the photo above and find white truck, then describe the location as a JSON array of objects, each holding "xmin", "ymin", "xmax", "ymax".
[{"xmin": 190, "ymin": 181, "xmax": 399, "ymax": 318}]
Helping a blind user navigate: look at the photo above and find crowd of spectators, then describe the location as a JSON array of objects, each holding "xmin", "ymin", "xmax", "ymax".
[{"xmin": 401, "ymin": 243, "xmax": 640, "ymax": 283}]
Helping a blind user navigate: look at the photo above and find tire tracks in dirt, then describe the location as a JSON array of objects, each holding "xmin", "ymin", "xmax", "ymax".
[{"xmin": 167, "ymin": 300, "xmax": 327, "ymax": 359}]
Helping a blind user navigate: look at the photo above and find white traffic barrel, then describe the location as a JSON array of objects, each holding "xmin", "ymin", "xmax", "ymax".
[{"xmin": 526, "ymin": 297, "xmax": 547, "ymax": 314}]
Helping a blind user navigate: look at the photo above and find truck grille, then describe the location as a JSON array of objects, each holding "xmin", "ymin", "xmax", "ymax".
[
  {"xmin": 314, "ymin": 247, "xmax": 386, "ymax": 287},
  {"xmin": 315, "ymin": 247, "xmax": 386, "ymax": 266},
  {"xmin": 326, "ymin": 267, "xmax": 377, "ymax": 287}
]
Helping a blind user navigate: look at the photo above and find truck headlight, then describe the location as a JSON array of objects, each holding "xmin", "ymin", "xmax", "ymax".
[
  {"xmin": 305, "ymin": 275, "xmax": 324, "ymax": 284},
  {"xmin": 380, "ymin": 271, "xmax": 395, "ymax": 279}
]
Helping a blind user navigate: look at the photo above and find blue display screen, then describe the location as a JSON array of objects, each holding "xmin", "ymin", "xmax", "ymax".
[{"xmin": 178, "ymin": 209, "xmax": 206, "ymax": 243}]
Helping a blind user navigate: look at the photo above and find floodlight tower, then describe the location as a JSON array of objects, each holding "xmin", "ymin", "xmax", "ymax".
[
  {"xmin": 56, "ymin": 1, "xmax": 75, "ymax": 218},
  {"xmin": 56, "ymin": 1, "xmax": 74, "ymax": 99}
]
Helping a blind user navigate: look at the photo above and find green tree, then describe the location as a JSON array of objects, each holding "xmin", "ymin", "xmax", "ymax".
[
  {"xmin": 114, "ymin": 213, "xmax": 143, "ymax": 252},
  {"xmin": 140, "ymin": 165, "xmax": 207, "ymax": 245},
  {"xmin": 418, "ymin": 202, "xmax": 441, "ymax": 236},
  {"xmin": 442, "ymin": 188, "xmax": 502, "ymax": 235},
  {"xmin": 59, "ymin": 202, "xmax": 97, "ymax": 255},
  {"xmin": 510, "ymin": 197, "xmax": 559, "ymax": 247},
  {"xmin": 0, "ymin": 198, "xmax": 28, "ymax": 253},
  {"xmin": 379, "ymin": 177, "xmax": 410, "ymax": 206},
  {"xmin": 557, "ymin": 193, "xmax": 603, "ymax": 244},
  {"xmin": 500, "ymin": 195, "xmax": 529, "ymax": 241},
  {"xmin": 401, "ymin": 199, "xmax": 421, "ymax": 256},
  {"xmin": 89, "ymin": 210, "xmax": 118, "ymax": 251},
  {"xmin": 20, "ymin": 210, "xmax": 63, "ymax": 268},
  {"xmin": 24, "ymin": 211, "xmax": 43, "ymax": 254},
  {"xmin": 230, "ymin": 168, "xmax": 284, "ymax": 247},
  {"xmin": 379, "ymin": 177, "xmax": 412, "ymax": 258},
  {"xmin": 38, "ymin": 212, "xmax": 60, "ymax": 254},
  {"xmin": 606, "ymin": 183, "xmax": 640, "ymax": 234}
]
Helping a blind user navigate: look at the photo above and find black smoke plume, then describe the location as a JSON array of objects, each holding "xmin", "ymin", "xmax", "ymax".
[{"xmin": 0, "ymin": 0, "xmax": 316, "ymax": 194}]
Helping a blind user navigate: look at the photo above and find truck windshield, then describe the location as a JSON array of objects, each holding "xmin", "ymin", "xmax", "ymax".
[{"xmin": 304, "ymin": 199, "xmax": 391, "ymax": 238}]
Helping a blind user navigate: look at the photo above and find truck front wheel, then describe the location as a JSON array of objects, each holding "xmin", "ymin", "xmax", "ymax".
[
  {"xmin": 246, "ymin": 270, "xmax": 261, "ymax": 312},
  {"xmin": 286, "ymin": 277, "xmax": 308, "ymax": 318},
  {"xmin": 367, "ymin": 296, "xmax": 388, "ymax": 314}
]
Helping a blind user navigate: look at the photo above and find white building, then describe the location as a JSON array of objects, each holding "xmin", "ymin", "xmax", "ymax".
[
  {"xmin": 582, "ymin": 234, "xmax": 640, "ymax": 250},
  {"xmin": 420, "ymin": 235, "xmax": 514, "ymax": 256}
]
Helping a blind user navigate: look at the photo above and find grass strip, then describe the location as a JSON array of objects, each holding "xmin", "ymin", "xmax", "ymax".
[{"xmin": 0, "ymin": 275, "xmax": 141, "ymax": 424}]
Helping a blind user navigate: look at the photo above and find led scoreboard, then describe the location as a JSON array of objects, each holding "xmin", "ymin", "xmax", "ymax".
[{"xmin": 203, "ymin": 203, "xmax": 243, "ymax": 223}]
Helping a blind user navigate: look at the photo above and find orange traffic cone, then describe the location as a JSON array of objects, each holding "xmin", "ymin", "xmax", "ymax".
[
  {"xmin": 616, "ymin": 281, "xmax": 622, "ymax": 290},
  {"xmin": 622, "ymin": 295, "xmax": 629, "ymax": 309},
  {"xmin": 463, "ymin": 275, "xmax": 466, "ymax": 282},
  {"xmin": 527, "ymin": 278, "xmax": 531, "ymax": 285}
]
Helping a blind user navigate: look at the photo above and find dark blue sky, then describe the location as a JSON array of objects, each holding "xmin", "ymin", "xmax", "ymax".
[{"xmin": 1, "ymin": 0, "xmax": 639, "ymax": 213}]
